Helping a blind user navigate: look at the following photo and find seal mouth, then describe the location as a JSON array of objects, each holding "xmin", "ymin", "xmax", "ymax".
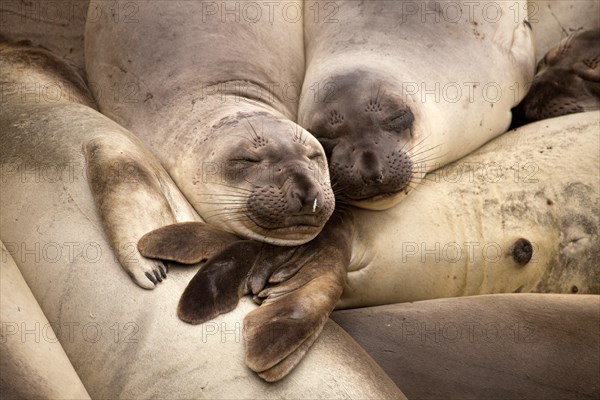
[
  {"xmin": 264, "ymin": 224, "xmax": 322, "ymax": 235},
  {"xmin": 350, "ymin": 189, "xmax": 404, "ymax": 203},
  {"xmin": 247, "ymin": 214, "xmax": 324, "ymax": 232}
]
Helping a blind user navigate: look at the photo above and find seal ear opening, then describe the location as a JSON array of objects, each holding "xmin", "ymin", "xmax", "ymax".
[
  {"xmin": 177, "ymin": 241, "xmax": 260, "ymax": 324},
  {"xmin": 138, "ymin": 222, "xmax": 238, "ymax": 264}
]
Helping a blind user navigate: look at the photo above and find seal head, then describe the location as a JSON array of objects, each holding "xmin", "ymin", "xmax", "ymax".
[
  {"xmin": 303, "ymin": 70, "xmax": 419, "ymax": 210},
  {"xmin": 188, "ymin": 110, "xmax": 335, "ymax": 245},
  {"xmin": 513, "ymin": 28, "xmax": 600, "ymax": 124}
]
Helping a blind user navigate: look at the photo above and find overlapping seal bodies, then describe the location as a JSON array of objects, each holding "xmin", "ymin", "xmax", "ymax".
[
  {"xmin": 300, "ymin": 0, "xmax": 536, "ymax": 209},
  {"xmin": 341, "ymin": 111, "xmax": 599, "ymax": 308},
  {"xmin": 0, "ymin": 40, "xmax": 404, "ymax": 396},
  {"xmin": 206, "ymin": 110, "xmax": 599, "ymax": 309},
  {"xmin": 85, "ymin": 1, "xmax": 334, "ymax": 249}
]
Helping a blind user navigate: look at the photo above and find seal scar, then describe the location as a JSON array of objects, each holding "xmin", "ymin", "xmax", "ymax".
[{"xmin": 312, "ymin": 198, "xmax": 318, "ymax": 213}]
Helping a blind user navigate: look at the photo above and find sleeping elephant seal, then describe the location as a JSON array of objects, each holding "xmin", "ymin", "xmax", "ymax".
[
  {"xmin": 332, "ymin": 294, "xmax": 600, "ymax": 400},
  {"xmin": 149, "ymin": 111, "xmax": 598, "ymax": 378},
  {"xmin": 299, "ymin": 0, "xmax": 535, "ymax": 210},
  {"xmin": 0, "ymin": 40, "xmax": 405, "ymax": 397},
  {"xmin": 340, "ymin": 111, "xmax": 599, "ymax": 307},
  {"xmin": 85, "ymin": 1, "xmax": 334, "ymax": 250},
  {"xmin": 201, "ymin": 112, "xmax": 599, "ymax": 310},
  {"xmin": 513, "ymin": 28, "xmax": 600, "ymax": 125}
]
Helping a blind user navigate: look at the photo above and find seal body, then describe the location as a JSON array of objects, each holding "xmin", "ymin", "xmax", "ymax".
[
  {"xmin": 0, "ymin": 41, "xmax": 405, "ymax": 398},
  {"xmin": 300, "ymin": 0, "xmax": 536, "ymax": 209},
  {"xmin": 0, "ymin": 241, "xmax": 91, "ymax": 399},
  {"xmin": 85, "ymin": 1, "xmax": 334, "ymax": 245},
  {"xmin": 528, "ymin": 0, "xmax": 600, "ymax": 62},
  {"xmin": 333, "ymin": 294, "xmax": 600, "ymax": 400},
  {"xmin": 342, "ymin": 111, "xmax": 599, "ymax": 308}
]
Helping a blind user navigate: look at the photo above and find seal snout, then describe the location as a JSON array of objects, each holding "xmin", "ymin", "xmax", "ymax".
[
  {"xmin": 286, "ymin": 174, "xmax": 324, "ymax": 216},
  {"xmin": 359, "ymin": 150, "xmax": 385, "ymax": 185}
]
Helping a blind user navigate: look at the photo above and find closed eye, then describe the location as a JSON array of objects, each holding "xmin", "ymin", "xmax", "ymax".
[
  {"xmin": 308, "ymin": 152, "xmax": 323, "ymax": 160},
  {"xmin": 384, "ymin": 109, "xmax": 414, "ymax": 134},
  {"xmin": 230, "ymin": 157, "xmax": 261, "ymax": 164}
]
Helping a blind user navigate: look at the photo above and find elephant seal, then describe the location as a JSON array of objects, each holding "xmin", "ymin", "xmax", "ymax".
[
  {"xmin": 0, "ymin": 241, "xmax": 90, "ymax": 399},
  {"xmin": 0, "ymin": 40, "xmax": 405, "ymax": 396},
  {"xmin": 299, "ymin": 0, "xmax": 535, "ymax": 210},
  {"xmin": 513, "ymin": 28, "xmax": 600, "ymax": 125},
  {"xmin": 199, "ymin": 111, "xmax": 599, "ymax": 309},
  {"xmin": 340, "ymin": 111, "xmax": 599, "ymax": 307},
  {"xmin": 0, "ymin": 38, "xmax": 208, "ymax": 289},
  {"xmin": 332, "ymin": 294, "xmax": 600, "ymax": 400},
  {"xmin": 85, "ymin": 1, "xmax": 334, "ymax": 247},
  {"xmin": 140, "ymin": 111, "xmax": 598, "ymax": 379}
]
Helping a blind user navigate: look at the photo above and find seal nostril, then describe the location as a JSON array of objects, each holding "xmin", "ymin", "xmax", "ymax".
[{"xmin": 512, "ymin": 238, "xmax": 533, "ymax": 265}]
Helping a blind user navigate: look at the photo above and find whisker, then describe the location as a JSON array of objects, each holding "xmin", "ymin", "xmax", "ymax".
[
  {"xmin": 408, "ymin": 144, "xmax": 443, "ymax": 158},
  {"xmin": 195, "ymin": 193, "xmax": 250, "ymax": 198},
  {"xmin": 244, "ymin": 116, "xmax": 260, "ymax": 141},
  {"xmin": 196, "ymin": 201, "xmax": 248, "ymax": 205},
  {"xmin": 231, "ymin": 135, "xmax": 256, "ymax": 146},
  {"xmin": 212, "ymin": 182, "xmax": 255, "ymax": 192},
  {"xmin": 401, "ymin": 134, "xmax": 431, "ymax": 153},
  {"xmin": 411, "ymin": 154, "xmax": 448, "ymax": 164}
]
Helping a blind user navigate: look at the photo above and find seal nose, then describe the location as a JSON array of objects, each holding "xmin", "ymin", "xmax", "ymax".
[
  {"xmin": 359, "ymin": 151, "xmax": 384, "ymax": 185},
  {"xmin": 287, "ymin": 174, "xmax": 322, "ymax": 215}
]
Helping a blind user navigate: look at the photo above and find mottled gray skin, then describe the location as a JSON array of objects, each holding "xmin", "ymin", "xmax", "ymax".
[
  {"xmin": 513, "ymin": 28, "xmax": 600, "ymax": 125},
  {"xmin": 85, "ymin": 1, "xmax": 334, "ymax": 248},
  {"xmin": 300, "ymin": 0, "xmax": 535, "ymax": 210}
]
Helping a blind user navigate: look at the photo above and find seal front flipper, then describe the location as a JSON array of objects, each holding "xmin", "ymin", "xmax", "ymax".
[
  {"xmin": 245, "ymin": 211, "xmax": 354, "ymax": 381},
  {"xmin": 176, "ymin": 240, "xmax": 299, "ymax": 324},
  {"xmin": 177, "ymin": 241, "xmax": 259, "ymax": 324},
  {"xmin": 84, "ymin": 134, "xmax": 191, "ymax": 289},
  {"xmin": 138, "ymin": 222, "xmax": 238, "ymax": 265}
]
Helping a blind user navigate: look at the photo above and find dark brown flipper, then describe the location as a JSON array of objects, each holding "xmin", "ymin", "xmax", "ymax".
[
  {"xmin": 174, "ymin": 211, "xmax": 353, "ymax": 381},
  {"xmin": 177, "ymin": 239, "xmax": 305, "ymax": 325},
  {"xmin": 138, "ymin": 222, "xmax": 238, "ymax": 264},
  {"xmin": 177, "ymin": 240, "xmax": 260, "ymax": 324},
  {"xmin": 245, "ymin": 211, "xmax": 354, "ymax": 381}
]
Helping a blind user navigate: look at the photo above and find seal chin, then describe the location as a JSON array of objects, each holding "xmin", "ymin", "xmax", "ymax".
[
  {"xmin": 246, "ymin": 226, "xmax": 323, "ymax": 246},
  {"xmin": 347, "ymin": 190, "xmax": 408, "ymax": 211},
  {"xmin": 230, "ymin": 216, "xmax": 327, "ymax": 246}
]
